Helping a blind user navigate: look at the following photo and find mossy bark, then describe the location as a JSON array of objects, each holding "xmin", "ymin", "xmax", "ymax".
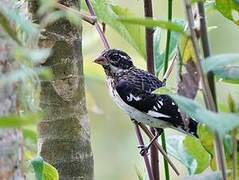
[{"xmin": 30, "ymin": 0, "xmax": 94, "ymax": 179}]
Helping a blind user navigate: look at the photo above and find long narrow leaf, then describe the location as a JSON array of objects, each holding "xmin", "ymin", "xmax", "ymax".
[{"xmin": 118, "ymin": 17, "xmax": 186, "ymax": 35}]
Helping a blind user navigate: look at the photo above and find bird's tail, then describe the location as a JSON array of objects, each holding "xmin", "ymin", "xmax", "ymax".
[
  {"xmin": 171, "ymin": 118, "xmax": 199, "ymax": 138},
  {"xmin": 187, "ymin": 118, "xmax": 198, "ymax": 138}
]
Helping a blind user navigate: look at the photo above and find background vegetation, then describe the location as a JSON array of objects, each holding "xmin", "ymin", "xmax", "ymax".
[{"xmin": 0, "ymin": 0, "xmax": 239, "ymax": 180}]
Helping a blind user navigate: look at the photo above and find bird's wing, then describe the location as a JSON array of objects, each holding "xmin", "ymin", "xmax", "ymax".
[
  {"xmin": 115, "ymin": 79, "xmax": 198, "ymax": 136},
  {"xmin": 115, "ymin": 79, "xmax": 182, "ymax": 125},
  {"xmin": 116, "ymin": 68, "xmax": 164, "ymax": 93}
]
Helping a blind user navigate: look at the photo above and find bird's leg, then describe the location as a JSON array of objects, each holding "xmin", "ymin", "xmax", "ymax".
[{"xmin": 138, "ymin": 128, "xmax": 163, "ymax": 156}]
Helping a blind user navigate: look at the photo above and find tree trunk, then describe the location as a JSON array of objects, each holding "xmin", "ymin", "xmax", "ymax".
[
  {"xmin": 30, "ymin": 0, "xmax": 94, "ymax": 179},
  {"xmin": 0, "ymin": 31, "xmax": 23, "ymax": 180}
]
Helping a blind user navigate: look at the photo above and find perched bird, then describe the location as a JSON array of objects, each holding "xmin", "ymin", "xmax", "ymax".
[{"xmin": 94, "ymin": 49, "xmax": 198, "ymax": 150}]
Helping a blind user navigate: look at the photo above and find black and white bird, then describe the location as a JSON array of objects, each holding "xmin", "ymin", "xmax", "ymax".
[{"xmin": 94, "ymin": 49, "xmax": 198, "ymax": 141}]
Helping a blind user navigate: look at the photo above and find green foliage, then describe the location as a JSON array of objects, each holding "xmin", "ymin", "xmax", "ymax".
[
  {"xmin": 184, "ymin": 136, "xmax": 210, "ymax": 174},
  {"xmin": 118, "ymin": 17, "xmax": 186, "ymax": 35},
  {"xmin": 198, "ymin": 125, "xmax": 217, "ymax": 170},
  {"xmin": 202, "ymin": 54, "xmax": 239, "ymax": 83},
  {"xmin": 216, "ymin": 0, "xmax": 239, "ymax": 26},
  {"xmin": 170, "ymin": 95, "xmax": 239, "ymax": 137},
  {"xmin": 166, "ymin": 135, "xmax": 210, "ymax": 174},
  {"xmin": 31, "ymin": 157, "xmax": 59, "ymax": 180},
  {"xmin": 167, "ymin": 135, "xmax": 196, "ymax": 174},
  {"xmin": 184, "ymin": 171, "xmax": 222, "ymax": 180},
  {"xmin": 0, "ymin": 11, "xmax": 21, "ymax": 44},
  {"xmin": 0, "ymin": 113, "xmax": 42, "ymax": 128},
  {"xmin": 91, "ymin": 0, "xmax": 146, "ymax": 57}
]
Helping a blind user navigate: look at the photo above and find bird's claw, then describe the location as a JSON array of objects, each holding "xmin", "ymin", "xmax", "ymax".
[{"xmin": 138, "ymin": 145, "xmax": 149, "ymax": 156}]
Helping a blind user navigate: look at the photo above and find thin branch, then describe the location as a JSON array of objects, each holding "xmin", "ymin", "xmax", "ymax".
[
  {"xmin": 183, "ymin": 1, "xmax": 227, "ymax": 179},
  {"xmin": 161, "ymin": 1, "xmax": 174, "ymax": 180},
  {"xmin": 139, "ymin": 123, "xmax": 180, "ymax": 176},
  {"xmin": 143, "ymin": 1, "xmax": 159, "ymax": 179},
  {"xmin": 232, "ymin": 128, "xmax": 238, "ymax": 180},
  {"xmin": 134, "ymin": 122, "xmax": 155, "ymax": 180},
  {"xmin": 163, "ymin": 0, "xmax": 173, "ymax": 75},
  {"xmin": 197, "ymin": 2, "xmax": 217, "ymax": 105},
  {"xmin": 56, "ymin": 3, "xmax": 97, "ymax": 25},
  {"xmin": 85, "ymin": 0, "xmax": 110, "ymax": 49},
  {"xmin": 144, "ymin": 0, "xmax": 155, "ymax": 74},
  {"xmin": 162, "ymin": 47, "xmax": 177, "ymax": 83}
]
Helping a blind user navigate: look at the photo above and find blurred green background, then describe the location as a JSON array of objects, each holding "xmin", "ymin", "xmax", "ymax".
[{"xmin": 82, "ymin": 0, "xmax": 239, "ymax": 179}]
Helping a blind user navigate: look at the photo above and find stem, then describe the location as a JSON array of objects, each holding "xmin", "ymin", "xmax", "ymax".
[
  {"xmin": 134, "ymin": 122, "xmax": 155, "ymax": 180},
  {"xmin": 162, "ymin": 53, "xmax": 177, "ymax": 82},
  {"xmin": 143, "ymin": 1, "xmax": 159, "ymax": 179},
  {"xmin": 56, "ymin": 3, "xmax": 97, "ymax": 25},
  {"xmin": 144, "ymin": 0, "xmax": 155, "ymax": 75},
  {"xmin": 85, "ymin": 0, "xmax": 110, "ymax": 49},
  {"xmin": 161, "ymin": 1, "xmax": 173, "ymax": 180},
  {"xmin": 163, "ymin": 0, "xmax": 173, "ymax": 75},
  {"xmin": 183, "ymin": 1, "xmax": 227, "ymax": 179},
  {"xmin": 139, "ymin": 123, "xmax": 180, "ymax": 175},
  {"xmin": 197, "ymin": 2, "xmax": 217, "ymax": 104},
  {"xmin": 232, "ymin": 128, "xmax": 238, "ymax": 180}
]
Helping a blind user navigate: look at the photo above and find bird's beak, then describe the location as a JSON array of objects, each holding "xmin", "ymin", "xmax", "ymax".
[{"xmin": 93, "ymin": 56, "xmax": 107, "ymax": 65}]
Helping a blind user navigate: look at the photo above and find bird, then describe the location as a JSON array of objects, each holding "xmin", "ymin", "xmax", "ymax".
[{"xmin": 94, "ymin": 48, "xmax": 198, "ymax": 153}]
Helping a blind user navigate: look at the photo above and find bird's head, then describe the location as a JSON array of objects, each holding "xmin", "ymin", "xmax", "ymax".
[{"xmin": 94, "ymin": 49, "xmax": 134, "ymax": 76}]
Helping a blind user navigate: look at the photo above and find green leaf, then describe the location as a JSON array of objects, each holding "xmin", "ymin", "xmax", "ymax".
[
  {"xmin": 170, "ymin": 94, "xmax": 239, "ymax": 137},
  {"xmin": 198, "ymin": 124, "xmax": 217, "ymax": 170},
  {"xmin": 31, "ymin": 156, "xmax": 59, "ymax": 180},
  {"xmin": 0, "ymin": 113, "xmax": 42, "ymax": 128},
  {"xmin": 91, "ymin": 0, "xmax": 145, "ymax": 57},
  {"xmin": 23, "ymin": 128, "xmax": 37, "ymax": 143},
  {"xmin": 0, "ymin": 11, "xmax": 21, "ymax": 45},
  {"xmin": 202, "ymin": 54, "xmax": 239, "ymax": 83},
  {"xmin": 183, "ymin": 136, "xmax": 210, "ymax": 174},
  {"xmin": 118, "ymin": 17, "xmax": 186, "ymax": 35},
  {"xmin": 31, "ymin": 157, "xmax": 44, "ymax": 180},
  {"xmin": 166, "ymin": 135, "xmax": 196, "ymax": 174},
  {"xmin": 112, "ymin": 5, "xmax": 145, "ymax": 57},
  {"xmin": 184, "ymin": 171, "xmax": 222, "ymax": 180},
  {"xmin": 215, "ymin": 0, "xmax": 239, "ymax": 26}
]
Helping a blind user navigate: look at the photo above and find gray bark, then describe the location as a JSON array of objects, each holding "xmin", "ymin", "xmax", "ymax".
[{"xmin": 29, "ymin": 0, "xmax": 94, "ymax": 179}]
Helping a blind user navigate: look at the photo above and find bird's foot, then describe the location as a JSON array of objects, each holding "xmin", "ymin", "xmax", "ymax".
[{"xmin": 138, "ymin": 145, "xmax": 149, "ymax": 156}]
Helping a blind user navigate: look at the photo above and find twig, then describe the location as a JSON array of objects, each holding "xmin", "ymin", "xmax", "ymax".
[
  {"xmin": 163, "ymin": 52, "xmax": 177, "ymax": 83},
  {"xmin": 197, "ymin": 2, "xmax": 217, "ymax": 104},
  {"xmin": 139, "ymin": 123, "xmax": 180, "ymax": 175},
  {"xmin": 134, "ymin": 122, "xmax": 155, "ymax": 180},
  {"xmin": 56, "ymin": 3, "xmax": 97, "ymax": 25},
  {"xmin": 143, "ymin": 1, "xmax": 159, "ymax": 179},
  {"xmin": 163, "ymin": 0, "xmax": 173, "ymax": 75},
  {"xmin": 183, "ymin": 1, "xmax": 227, "ymax": 179},
  {"xmin": 85, "ymin": 0, "xmax": 110, "ymax": 49},
  {"xmin": 161, "ymin": 1, "xmax": 174, "ymax": 180},
  {"xmin": 232, "ymin": 128, "xmax": 238, "ymax": 180}
]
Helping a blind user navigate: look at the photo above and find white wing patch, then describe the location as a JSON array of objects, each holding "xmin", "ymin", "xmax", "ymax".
[
  {"xmin": 127, "ymin": 93, "xmax": 141, "ymax": 101},
  {"xmin": 147, "ymin": 110, "xmax": 170, "ymax": 118}
]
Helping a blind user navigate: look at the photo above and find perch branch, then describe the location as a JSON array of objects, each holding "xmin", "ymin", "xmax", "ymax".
[
  {"xmin": 139, "ymin": 123, "xmax": 180, "ymax": 175},
  {"xmin": 134, "ymin": 121, "xmax": 155, "ymax": 180}
]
